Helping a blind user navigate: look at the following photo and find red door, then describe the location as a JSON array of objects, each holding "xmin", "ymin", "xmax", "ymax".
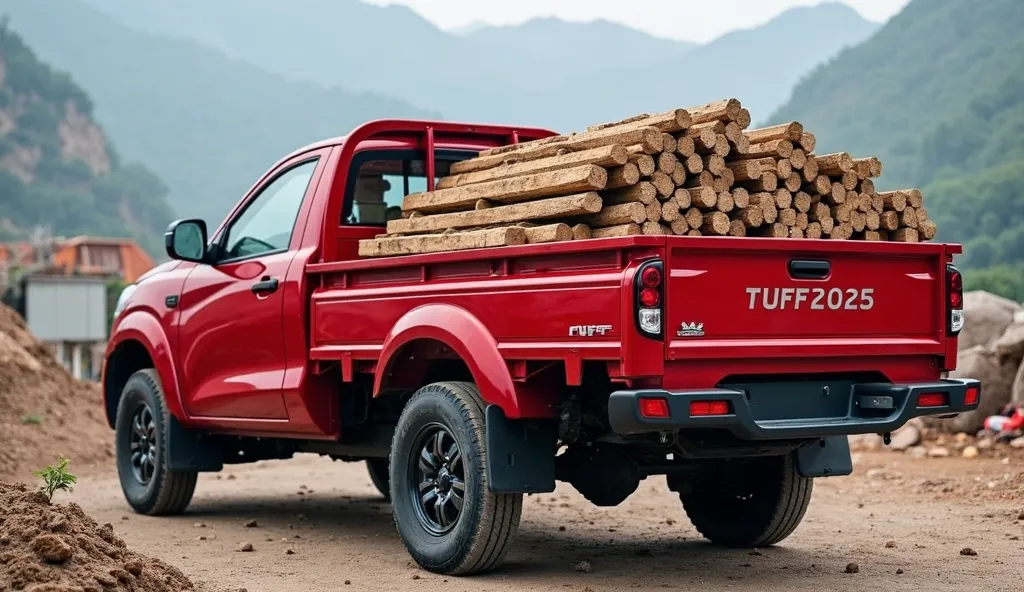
[{"xmin": 177, "ymin": 155, "xmax": 325, "ymax": 419}]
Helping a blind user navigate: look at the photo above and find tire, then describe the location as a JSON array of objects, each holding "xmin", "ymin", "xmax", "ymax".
[
  {"xmin": 114, "ymin": 369, "xmax": 198, "ymax": 515},
  {"xmin": 680, "ymin": 453, "xmax": 812, "ymax": 548},
  {"xmin": 366, "ymin": 459, "xmax": 391, "ymax": 501},
  {"xmin": 389, "ymin": 381, "xmax": 522, "ymax": 575}
]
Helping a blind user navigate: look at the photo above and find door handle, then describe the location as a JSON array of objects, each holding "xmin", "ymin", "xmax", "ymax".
[{"xmin": 251, "ymin": 277, "xmax": 279, "ymax": 295}]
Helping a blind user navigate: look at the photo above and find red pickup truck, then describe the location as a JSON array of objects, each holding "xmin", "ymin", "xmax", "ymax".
[{"xmin": 103, "ymin": 119, "xmax": 980, "ymax": 575}]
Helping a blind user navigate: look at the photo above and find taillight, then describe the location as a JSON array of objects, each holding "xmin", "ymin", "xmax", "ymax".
[
  {"xmin": 690, "ymin": 400, "xmax": 730, "ymax": 416},
  {"xmin": 947, "ymin": 264, "xmax": 964, "ymax": 335},
  {"xmin": 639, "ymin": 397, "xmax": 670, "ymax": 418},
  {"xmin": 635, "ymin": 260, "xmax": 663, "ymax": 339},
  {"xmin": 917, "ymin": 392, "xmax": 948, "ymax": 408},
  {"xmin": 964, "ymin": 387, "xmax": 979, "ymax": 406}
]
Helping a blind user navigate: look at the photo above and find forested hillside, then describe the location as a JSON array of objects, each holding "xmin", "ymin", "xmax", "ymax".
[
  {"xmin": 770, "ymin": 0, "xmax": 1024, "ymax": 298},
  {"xmin": 0, "ymin": 19, "xmax": 170, "ymax": 254}
]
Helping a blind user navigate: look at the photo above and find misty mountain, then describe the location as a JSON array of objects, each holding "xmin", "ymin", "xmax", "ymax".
[
  {"xmin": 0, "ymin": 0, "xmax": 434, "ymax": 225},
  {"xmin": 80, "ymin": 0, "xmax": 874, "ymax": 130}
]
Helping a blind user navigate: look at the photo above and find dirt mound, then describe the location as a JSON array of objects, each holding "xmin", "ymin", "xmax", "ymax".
[
  {"xmin": 0, "ymin": 481, "xmax": 198, "ymax": 591},
  {"xmin": 0, "ymin": 304, "xmax": 112, "ymax": 481}
]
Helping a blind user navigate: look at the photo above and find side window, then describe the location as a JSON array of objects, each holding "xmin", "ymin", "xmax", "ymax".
[
  {"xmin": 345, "ymin": 156, "xmax": 458, "ymax": 225},
  {"xmin": 222, "ymin": 159, "xmax": 318, "ymax": 260}
]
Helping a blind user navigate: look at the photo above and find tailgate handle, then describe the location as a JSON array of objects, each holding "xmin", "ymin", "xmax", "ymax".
[{"xmin": 789, "ymin": 259, "xmax": 830, "ymax": 279}]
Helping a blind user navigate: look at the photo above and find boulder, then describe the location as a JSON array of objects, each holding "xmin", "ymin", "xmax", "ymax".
[
  {"xmin": 1013, "ymin": 359, "xmax": 1024, "ymax": 404},
  {"xmin": 994, "ymin": 320, "xmax": 1024, "ymax": 364},
  {"xmin": 959, "ymin": 291, "xmax": 1021, "ymax": 350},
  {"xmin": 944, "ymin": 345, "xmax": 1017, "ymax": 433}
]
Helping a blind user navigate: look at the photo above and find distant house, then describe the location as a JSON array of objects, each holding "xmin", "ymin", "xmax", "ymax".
[{"xmin": 50, "ymin": 236, "xmax": 155, "ymax": 284}]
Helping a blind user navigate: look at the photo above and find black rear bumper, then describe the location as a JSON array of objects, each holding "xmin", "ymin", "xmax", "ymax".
[{"xmin": 608, "ymin": 379, "xmax": 981, "ymax": 440}]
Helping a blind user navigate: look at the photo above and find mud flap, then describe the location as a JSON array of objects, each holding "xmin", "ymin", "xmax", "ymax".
[
  {"xmin": 166, "ymin": 414, "xmax": 223, "ymax": 472},
  {"xmin": 796, "ymin": 436, "xmax": 853, "ymax": 478},
  {"xmin": 485, "ymin": 405, "xmax": 557, "ymax": 494}
]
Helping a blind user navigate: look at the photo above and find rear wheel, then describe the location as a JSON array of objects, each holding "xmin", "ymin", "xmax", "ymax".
[
  {"xmin": 389, "ymin": 381, "xmax": 522, "ymax": 575},
  {"xmin": 678, "ymin": 453, "xmax": 812, "ymax": 547},
  {"xmin": 115, "ymin": 369, "xmax": 198, "ymax": 515},
  {"xmin": 366, "ymin": 459, "xmax": 391, "ymax": 501}
]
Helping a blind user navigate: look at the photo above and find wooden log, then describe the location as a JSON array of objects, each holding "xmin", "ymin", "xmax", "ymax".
[
  {"xmin": 830, "ymin": 222, "xmax": 853, "ymax": 240},
  {"xmin": 661, "ymin": 133, "xmax": 678, "ymax": 155},
  {"xmin": 801, "ymin": 156, "xmax": 819, "ymax": 183},
  {"xmin": 522, "ymin": 223, "xmax": 574, "ymax": 244},
  {"xmin": 468, "ymin": 126, "xmax": 662, "ymax": 170},
  {"xmin": 916, "ymin": 206, "xmax": 930, "ymax": 222},
  {"xmin": 919, "ymin": 219, "xmax": 937, "ymax": 241},
  {"xmin": 607, "ymin": 163, "xmax": 641, "ymax": 189},
  {"xmin": 879, "ymin": 190, "xmax": 907, "ymax": 211},
  {"xmin": 690, "ymin": 127, "xmax": 718, "ymax": 153},
  {"xmin": 831, "ymin": 203, "xmax": 852, "ymax": 223},
  {"xmin": 716, "ymin": 191, "xmax": 735, "ymax": 213},
  {"xmin": 689, "ymin": 98, "xmax": 742, "ymax": 124},
  {"xmin": 790, "ymin": 148, "xmax": 807, "ymax": 170},
  {"xmin": 670, "ymin": 164, "xmax": 687, "ymax": 186},
  {"xmin": 904, "ymin": 189, "xmax": 924, "ymax": 209},
  {"xmin": 704, "ymin": 155, "xmax": 727, "ymax": 176},
  {"xmin": 793, "ymin": 191, "xmax": 812, "ymax": 213},
  {"xmin": 684, "ymin": 153, "xmax": 704, "ymax": 174},
  {"xmin": 702, "ymin": 211, "xmax": 731, "ymax": 235},
  {"xmin": 645, "ymin": 201, "xmax": 663, "ymax": 223},
  {"xmin": 592, "ymin": 223, "xmax": 642, "ymax": 238},
  {"xmin": 713, "ymin": 134, "xmax": 732, "ymax": 157},
  {"xmin": 724, "ymin": 121, "xmax": 744, "ymax": 144},
  {"xmin": 828, "ymin": 183, "xmax": 847, "ymax": 204},
  {"xmin": 673, "ymin": 188, "xmax": 692, "ymax": 209},
  {"xmin": 735, "ymin": 108, "xmax": 752, "ymax": 129},
  {"xmin": 815, "ymin": 152, "xmax": 854, "ymax": 175},
  {"xmin": 736, "ymin": 206, "xmax": 763, "ymax": 228},
  {"xmin": 775, "ymin": 158, "xmax": 793, "ymax": 180},
  {"xmin": 586, "ymin": 202, "xmax": 647, "ymax": 227},
  {"xmin": 661, "ymin": 196, "xmax": 682, "ymax": 222},
  {"xmin": 686, "ymin": 229, "xmax": 703, "ymax": 237},
  {"xmin": 783, "ymin": 172, "xmax": 802, "ymax": 193},
  {"xmin": 858, "ymin": 178, "xmax": 875, "ymax": 196},
  {"xmin": 818, "ymin": 215, "xmax": 834, "ymax": 236},
  {"xmin": 850, "ymin": 210, "xmax": 867, "ymax": 232},
  {"xmin": 778, "ymin": 208, "xmax": 797, "ymax": 227},
  {"xmin": 841, "ymin": 171, "xmax": 859, "ymax": 191},
  {"xmin": 388, "ymin": 192, "xmax": 602, "ymax": 235},
  {"xmin": 750, "ymin": 192, "xmax": 778, "ymax": 224},
  {"xmin": 359, "ymin": 226, "xmax": 528, "ymax": 257},
  {"xmin": 669, "ymin": 218, "xmax": 690, "ymax": 235},
  {"xmin": 403, "ymin": 164, "xmax": 607, "ymax": 214},
  {"xmin": 650, "ymin": 171, "xmax": 675, "ymax": 197},
  {"xmin": 656, "ymin": 152, "xmax": 678, "ymax": 175},
  {"xmin": 879, "ymin": 210, "xmax": 899, "ymax": 231},
  {"xmin": 805, "ymin": 222, "xmax": 822, "ymax": 239},
  {"xmin": 732, "ymin": 187, "xmax": 750, "ymax": 209},
  {"xmin": 688, "ymin": 186, "xmax": 718, "ymax": 209},
  {"xmin": 761, "ymin": 223, "xmax": 787, "ymax": 238},
  {"xmin": 853, "ymin": 157, "xmax": 883, "ymax": 179},
  {"xmin": 603, "ymin": 182, "xmax": 658, "ymax": 205},
  {"xmin": 856, "ymin": 230, "xmax": 882, "ymax": 241},
  {"xmin": 809, "ymin": 202, "xmax": 831, "ymax": 223},
  {"xmin": 587, "ymin": 108, "xmax": 693, "ymax": 133},
  {"xmin": 899, "ymin": 208, "xmax": 919, "ymax": 229},
  {"xmin": 630, "ymin": 153, "xmax": 656, "ymax": 176},
  {"xmin": 674, "ymin": 135, "xmax": 696, "ymax": 157},
  {"xmin": 711, "ymin": 175, "xmax": 730, "ymax": 194},
  {"xmin": 865, "ymin": 210, "xmax": 881, "ymax": 231},
  {"xmin": 726, "ymin": 159, "xmax": 763, "ymax": 182},
  {"xmin": 773, "ymin": 188, "xmax": 793, "ymax": 210},
  {"xmin": 642, "ymin": 221, "xmax": 672, "ymax": 235},
  {"xmin": 740, "ymin": 139, "xmax": 794, "ymax": 160},
  {"xmin": 789, "ymin": 227, "xmax": 805, "ymax": 239},
  {"xmin": 870, "ymin": 192, "xmax": 884, "ymax": 213},
  {"xmin": 746, "ymin": 122, "xmax": 804, "ymax": 144},
  {"xmin": 892, "ymin": 228, "xmax": 919, "ymax": 243},
  {"xmin": 684, "ymin": 207, "xmax": 704, "ymax": 229},
  {"xmin": 855, "ymin": 192, "xmax": 872, "ymax": 213},
  {"xmin": 745, "ymin": 172, "xmax": 778, "ymax": 192},
  {"xmin": 718, "ymin": 168, "xmax": 735, "ymax": 190},
  {"xmin": 728, "ymin": 219, "xmax": 747, "ymax": 237},
  {"xmin": 731, "ymin": 134, "xmax": 751, "ymax": 155},
  {"xmin": 805, "ymin": 174, "xmax": 831, "ymax": 196},
  {"xmin": 626, "ymin": 142, "xmax": 661, "ymax": 157},
  {"xmin": 438, "ymin": 144, "xmax": 627, "ymax": 189},
  {"xmin": 799, "ymin": 132, "xmax": 816, "ymax": 153},
  {"xmin": 571, "ymin": 224, "xmax": 592, "ymax": 240}
]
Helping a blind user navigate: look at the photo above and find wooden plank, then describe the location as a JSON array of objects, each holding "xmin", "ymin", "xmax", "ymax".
[
  {"xmin": 587, "ymin": 108, "xmax": 693, "ymax": 133},
  {"xmin": 592, "ymin": 223, "xmax": 642, "ymax": 238},
  {"xmin": 607, "ymin": 163, "xmax": 641, "ymax": 189},
  {"xmin": 464, "ymin": 126, "xmax": 663, "ymax": 172},
  {"xmin": 689, "ymin": 98, "xmax": 742, "ymax": 124},
  {"xmin": 388, "ymin": 192, "xmax": 602, "ymax": 235},
  {"xmin": 815, "ymin": 152, "xmax": 854, "ymax": 175},
  {"xmin": 585, "ymin": 202, "xmax": 646, "ymax": 227},
  {"xmin": 359, "ymin": 227, "xmax": 527, "ymax": 257},
  {"xmin": 403, "ymin": 165, "xmax": 607, "ymax": 214},
  {"xmin": 603, "ymin": 182, "xmax": 657, "ymax": 205},
  {"xmin": 437, "ymin": 144, "xmax": 627, "ymax": 189},
  {"xmin": 746, "ymin": 122, "xmax": 803, "ymax": 144}
]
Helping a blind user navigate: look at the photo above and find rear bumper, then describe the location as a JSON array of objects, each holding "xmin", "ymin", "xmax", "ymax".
[{"xmin": 608, "ymin": 379, "xmax": 981, "ymax": 440}]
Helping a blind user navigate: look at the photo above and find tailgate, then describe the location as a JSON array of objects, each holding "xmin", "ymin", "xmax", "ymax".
[{"xmin": 664, "ymin": 237, "xmax": 952, "ymax": 359}]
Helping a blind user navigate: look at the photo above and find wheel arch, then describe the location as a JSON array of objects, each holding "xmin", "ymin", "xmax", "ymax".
[{"xmin": 103, "ymin": 311, "xmax": 185, "ymax": 427}]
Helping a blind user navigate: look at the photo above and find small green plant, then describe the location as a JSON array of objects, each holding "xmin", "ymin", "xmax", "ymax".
[
  {"xmin": 20, "ymin": 413, "xmax": 43, "ymax": 425},
  {"xmin": 33, "ymin": 456, "xmax": 77, "ymax": 503}
]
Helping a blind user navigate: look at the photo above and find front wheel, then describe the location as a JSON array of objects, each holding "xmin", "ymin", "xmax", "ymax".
[
  {"xmin": 678, "ymin": 453, "xmax": 812, "ymax": 548},
  {"xmin": 114, "ymin": 369, "xmax": 198, "ymax": 515},
  {"xmin": 389, "ymin": 382, "xmax": 522, "ymax": 575}
]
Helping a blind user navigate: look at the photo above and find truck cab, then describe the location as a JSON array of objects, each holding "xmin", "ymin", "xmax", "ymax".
[{"xmin": 103, "ymin": 119, "xmax": 980, "ymax": 576}]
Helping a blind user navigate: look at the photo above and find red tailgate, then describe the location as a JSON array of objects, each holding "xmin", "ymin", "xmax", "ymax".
[{"xmin": 663, "ymin": 237, "xmax": 953, "ymax": 361}]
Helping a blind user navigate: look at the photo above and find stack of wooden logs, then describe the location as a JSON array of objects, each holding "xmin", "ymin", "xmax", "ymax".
[{"xmin": 360, "ymin": 98, "xmax": 936, "ymax": 256}]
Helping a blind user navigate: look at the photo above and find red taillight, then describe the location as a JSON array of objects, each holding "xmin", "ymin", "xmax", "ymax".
[
  {"xmin": 690, "ymin": 400, "xmax": 730, "ymax": 416},
  {"xmin": 917, "ymin": 392, "xmax": 948, "ymax": 408},
  {"xmin": 948, "ymin": 267, "xmax": 963, "ymax": 308},
  {"xmin": 641, "ymin": 267, "xmax": 662, "ymax": 288},
  {"xmin": 640, "ymin": 287, "xmax": 660, "ymax": 307},
  {"xmin": 963, "ymin": 387, "xmax": 979, "ymax": 406},
  {"xmin": 639, "ymin": 397, "xmax": 670, "ymax": 418}
]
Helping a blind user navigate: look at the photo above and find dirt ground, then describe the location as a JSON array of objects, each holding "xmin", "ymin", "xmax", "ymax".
[{"xmin": 30, "ymin": 450, "xmax": 1018, "ymax": 592}]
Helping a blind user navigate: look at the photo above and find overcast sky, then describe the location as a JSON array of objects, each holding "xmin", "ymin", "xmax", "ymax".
[{"xmin": 362, "ymin": 0, "xmax": 910, "ymax": 43}]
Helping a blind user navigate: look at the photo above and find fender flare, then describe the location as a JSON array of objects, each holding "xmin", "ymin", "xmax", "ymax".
[
  {"xmin": 374, "ymin": 304, "xmax": 525, "ymax": 418},
  {"xmin": 106, "ymin": 311, "xmax": 187, "ymax": 423}
]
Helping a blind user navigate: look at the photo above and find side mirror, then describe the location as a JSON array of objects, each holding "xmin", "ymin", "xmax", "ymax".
[{"xmin": 165, "ymin": 219, "xmax": 208, "ymax": 262}]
